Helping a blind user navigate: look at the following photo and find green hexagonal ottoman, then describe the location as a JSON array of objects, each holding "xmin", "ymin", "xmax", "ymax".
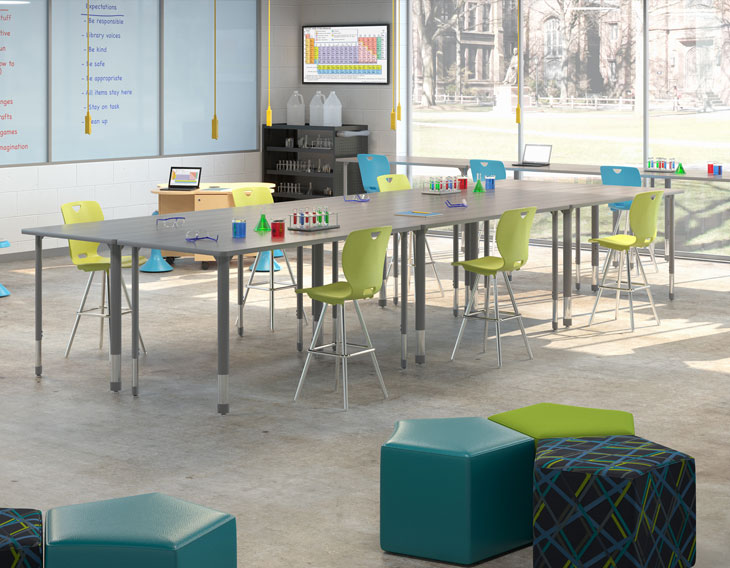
[
  {"xmin": 380, "ymin": 417, "xmax": 535, "ymax": 565},
  {"xmin": 45, "ymin": 493, "xmax": 236, "ymax": 568},
  {"xmin": 489, "ymin": 402, "xmax": 635, "ymax": 441}
]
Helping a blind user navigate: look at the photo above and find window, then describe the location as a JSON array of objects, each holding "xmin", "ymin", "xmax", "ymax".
[
  {"xmin": 545, "ymin": 18, "xmax": 562, "ymax": 58},
  {"xmin": 609, "ymin": 22, "xmax": 618, "ymax": 41},
  {"xmin": 481, "ymin": 2, "xmax": 490, "ymax": 32}
]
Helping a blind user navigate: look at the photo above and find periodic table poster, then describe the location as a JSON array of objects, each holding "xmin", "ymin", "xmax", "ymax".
[{"xmin": 303, "ymin": 25, "xmax": 389, "ymax": 85}]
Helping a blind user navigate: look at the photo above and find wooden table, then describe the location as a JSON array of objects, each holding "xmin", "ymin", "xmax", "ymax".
[{"xmin": 23, "ymin": 180, "xmax": 681, "ymax": 414}]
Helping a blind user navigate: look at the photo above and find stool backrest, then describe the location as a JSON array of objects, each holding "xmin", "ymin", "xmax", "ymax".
[
  {"xmin": 60, "ymin": 201, "xmax": 104, "ymax": 264},
  {"xmin": 342, "ymin": 226, "xmax": 393, "ymax": 299},
  {"xmin": 496, "ymin": 207, "xmax": 537, "ymax": 271},
  {"xmin": 357, "ymin": 154, "xmax": 390, "ymax": 193},
  {"xmin": 469, "ymin": 159, "xmax": 507, "ymax": 181},
  {"xmin": 377, "ymin": 174, "xmax": 411, "ymax": 192},
  {"xmin": 629, "ymin": 191, "xmax": 664, "ymax": 247},
  {"xmin": 231, "ymin": 186, "xmax": 274, "ymax": 207},
  {"xmin": 600, "ymin": 166, "xmax": 641, "ymax": 187}
]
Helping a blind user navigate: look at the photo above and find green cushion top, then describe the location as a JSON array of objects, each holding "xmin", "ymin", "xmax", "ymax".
[
  {"xmin": 488, "ymin": 402, "xmax": 634, "ymax": 441},
  {"xmin": 46, "ymin": 493, "xmax": 234, "ymax": 550},
  {"xmin": 383, "ymin": 417, "xmax": 533, "ymax": 458}
]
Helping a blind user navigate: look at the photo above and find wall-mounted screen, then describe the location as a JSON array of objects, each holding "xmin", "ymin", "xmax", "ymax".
[{"xmin": 302, "ymin": 24, "xmax": 389, "ymax": 85}]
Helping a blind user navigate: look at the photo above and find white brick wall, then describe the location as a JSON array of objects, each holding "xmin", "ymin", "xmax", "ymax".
[{"xmin": 0, "ymin": 152, "xmax": 259, "ymax": 254}]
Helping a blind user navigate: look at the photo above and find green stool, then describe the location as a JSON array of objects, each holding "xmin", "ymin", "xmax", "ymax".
[
  {"xmin": 45, "ymin": 493, "xmax": 236, "ymax": 568},
  {"xmin": 380, "ymin": 417, "xmax": 534, "ymax": 565},
  {"xmin": 489, "ymin": 402, "xmax": 635, "ymax": 441}
]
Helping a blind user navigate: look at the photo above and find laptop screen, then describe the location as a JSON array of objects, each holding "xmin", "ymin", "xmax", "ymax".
[
  {"xmin": 522, "ymin": 144, "xmax": 552, "ymax": 164},
  {"xmin": 169, "ymin": 167, "xmax": 202, "ymax": 189}
]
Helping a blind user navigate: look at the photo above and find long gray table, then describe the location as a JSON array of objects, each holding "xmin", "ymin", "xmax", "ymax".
[
  {"xmin": 23, "ymin": 180, "xmax": 680, "ymax": 414},
  {"xmin": 340, "ymin": 154, "xmax": 721, "ymax": 300}
]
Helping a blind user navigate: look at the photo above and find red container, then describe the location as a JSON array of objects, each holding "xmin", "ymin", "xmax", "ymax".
[
  {"xmin": 271, "ymin": 220, "xmax": 285, "ymax": 239},
  {"xmin": 708, "ymin": 162, "xmax": 715, "ymax": 174},
  {"xmin": 458, "ymin": 177, "xmax": 468, "ymax": 190}
]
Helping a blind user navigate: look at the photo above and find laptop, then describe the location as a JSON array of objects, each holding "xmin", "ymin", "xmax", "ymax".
[
  {"xmin": 513, "ymin": 144, "xmax": 552, "ymax": 167},
  {"xmin": 161, "ymin": 167, "xmax": 202, "ymax": 190}
]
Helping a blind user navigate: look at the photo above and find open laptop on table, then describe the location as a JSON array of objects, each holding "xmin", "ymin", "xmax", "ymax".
[
  {"xmin": 513, "ymin": 144, "xmax": 552, "ymax": 167},
  {"xmin": 160, "ymin": 167, "xmax": 202, "ymax": 191}
]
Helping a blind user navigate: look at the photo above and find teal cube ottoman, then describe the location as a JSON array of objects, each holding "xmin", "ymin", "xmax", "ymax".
[
  {"xmin": 45, "ymin": 493, "xmax": 236, "ymax": 568},
  {"xmin": 381, "ymin": 417, "xmax": 535, "ymax": 564}
]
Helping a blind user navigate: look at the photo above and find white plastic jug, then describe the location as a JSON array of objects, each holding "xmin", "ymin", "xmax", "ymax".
[
  {"xmin": 309, "ymin": 91, "xmax": 325, "ymax": 126},
  {"xmin": 323, "ymin": 91, "xmax": 342, "ymax": 127},
  {"xmin": 286, "ymin": 91, "xmax": 305, "ymax": 125}
]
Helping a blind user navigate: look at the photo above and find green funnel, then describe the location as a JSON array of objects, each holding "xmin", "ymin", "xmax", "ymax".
[
  {"xmin": 255, "ymin": 212, "xmax": 271, "ymax": 232},
  {"xmin": 473, "ymin": 179, "xmax": 485, "ymax": 193},
  {"xmin": 675, "ymin": 163, "xmax": 685, "ymax": 175}
]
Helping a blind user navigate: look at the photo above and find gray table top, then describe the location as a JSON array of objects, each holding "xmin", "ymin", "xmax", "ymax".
[
  {"xmin": 338, "ymin": 155, "xmax": 730, "ymax": 183},
  {"xmin": 22, "ymin": 180, "xmax": 681, "ymax": 256}
]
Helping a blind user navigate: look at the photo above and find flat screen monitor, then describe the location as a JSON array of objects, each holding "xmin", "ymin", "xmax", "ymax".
[
  {"xmin": 302, "ymin": 24, "xmax": 389, "ymax": 85},
  {"xmin": 168, "ymin": 167, "xmax": 202, "ymax": 189}
]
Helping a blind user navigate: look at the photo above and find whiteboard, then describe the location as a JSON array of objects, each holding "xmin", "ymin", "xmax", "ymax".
[
  {"xmin": 163, "ymin": 0, "xmax": 257, "ymax": 155},
  {"xmin": 0, "ymin": 1, "xmax": 48, "ymax": 166},
  {"xmin": 51, "ymin": 0, "xmax": 160, "ymax": 162}
]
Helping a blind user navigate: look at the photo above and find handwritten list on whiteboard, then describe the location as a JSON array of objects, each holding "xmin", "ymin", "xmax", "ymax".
[
  {"xmin": 0, "ymin": 1, "xmax": 48, "ymax": 166},
  {"xmin": 51, "ymin": 1, "xmax": 159, "ymax": 162}
]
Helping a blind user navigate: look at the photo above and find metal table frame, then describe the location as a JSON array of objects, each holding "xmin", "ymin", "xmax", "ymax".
[{"xmin": 23, "ymin": 181, "xmax": 680, "ymax": 414}]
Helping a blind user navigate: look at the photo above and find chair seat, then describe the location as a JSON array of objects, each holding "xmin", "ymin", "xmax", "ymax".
[
  {"xmin": 298, "ymin": 281, "xmax": 357, "ymax": 305},
  {"xmin": 588, "ymin": 234, "xmax": 637, "ymax": 251},
  {"xmin": 453, "ymin": 255, "xmax": 505, "ymax": 276},
  {"xmin": 608, "ymin": 200, "xmax": 632, "ymax": 211},
  {"xmin": 75, "ymin": 255, "xmax": 147, "ymax": 272}
]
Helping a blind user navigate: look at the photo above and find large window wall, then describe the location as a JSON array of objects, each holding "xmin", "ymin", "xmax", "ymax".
[{"xmin": 408, "ymin": 0, "xmax": 730, "ymax": 257}]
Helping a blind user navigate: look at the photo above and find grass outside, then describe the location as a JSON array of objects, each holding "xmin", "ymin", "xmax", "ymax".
[{"xmin": 411, "ymin": 107, "xmax": 730, "ymax": 256}]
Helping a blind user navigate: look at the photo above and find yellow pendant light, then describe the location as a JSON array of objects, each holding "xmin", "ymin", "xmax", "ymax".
[
  {"xmin": 390, "ymin": 0, "xmax": 396, "ymax": 130},
  {"xmin": 266, "ymin": 0, "xmax": 272, "ymax": 126},
  {"xmin": 211, "ymin": 0, "xmax": 219, "ymax": 139},
  {"xmin": 396, "ymin": 0, "xmax": 401, "ymax": 121},
  {"xmin": 516, "ymin": 0, "xmax": 521, "ymax": 124},
  {"xmin": 84, "ymin": 1, "xmax": 91, "ymax": 135}
]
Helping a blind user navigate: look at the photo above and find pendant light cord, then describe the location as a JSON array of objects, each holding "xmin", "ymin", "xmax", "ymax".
[{"xmin": 266, "ymin": 0, "xmax": 272, "ymax": 126}]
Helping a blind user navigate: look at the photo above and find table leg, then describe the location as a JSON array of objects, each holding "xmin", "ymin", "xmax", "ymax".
[
  {"xmin": 109, "ymin": 244, "xmax": 122, "ymax": 392},
  {"xmin": 591, "ymin": 205, "xmax": 599, "ymax": 292},
  {"xmin": 237, "ymin": 255, "xmax": 244, "ymax": 337},
  {"xmin": 667, "ymin": 193, "xmax": 675, "ymax": 300},
  {"xmin": 552, "ymin": 211, "xmax": 559, "ymax": 331},
  {"xmin": 332, "ymin": 241, "xmax": 338, "ymax": 348},
  {"xmin": 297, "ymin": 246, "xmax": 303, "ymax": 352},
  {"xmin": 452, "ymin": 225, "xmax": 459, "ymax": 317},
  {"xmin": 269, "ymin": 249, "xmax": 275, "ymax": 331},
  {"xmin": 34, "ymin": 236, "xmax": 43, "ymax": 377},
  {"xmin": 464, "ymin": 222, "xmax": 479, "ymax": 312},
  {"xmin": 312, "ymin": 244, "xmax": 324, "ymax": 343},
  {"xmin": 575, "ymin": 208, "xmax": 581, "ymax": 291},
  {"xmin": 343, "ymin": 162, "xmax": 349, "ymax": 195},
  {"xmin": 217, "ymin": 256, "xmax": 231, "ymax": 415},
  {"xmin": 415, "ymin": 228, "xmax": 426, "ymax": 364},
  {"xmin": 379, "ymin": 255, "xmax": 387, "ymax": 307},
  {"xmin": 393, "ymin": 233, "xmax": 399, "ymax": 306},
  {"xmin": 664, "ymin": 178, "xmax": 671, "ymax": 261},
  {"xmin": 401, "ymin": 232, "xmax": 408, "ymax": 369},
  {"xmin": 131, "ymin": 247, "xmax": 140, "ymax": 396},
  {"xmin": 484, "ymin": 220, "xmax": 490, "ymax": 256},
  {"xmin": 562, "ymin": 208, "xmax": 573, "ymax": 327}
]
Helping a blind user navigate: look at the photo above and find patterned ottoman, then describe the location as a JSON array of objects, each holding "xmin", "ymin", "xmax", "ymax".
[
  {"xmin": 533, "ymin": 435, "xmax": 696, "ymax": 568},
  {"xmin": 0, "ymin": 508, "xmax": 43, "ymax": 568},
  {"xmin": 381, "ymin": 417, "xmax": 535, "ymax": 564}
]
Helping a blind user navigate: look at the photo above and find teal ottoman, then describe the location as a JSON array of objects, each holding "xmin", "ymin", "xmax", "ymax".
[
  {"xmin": 45, "ymin": 493, "xmax": 236, "ymax": 568},
  {"xmin": 380, "ymin": 417, "xmax": 534, "ymax": 564}
]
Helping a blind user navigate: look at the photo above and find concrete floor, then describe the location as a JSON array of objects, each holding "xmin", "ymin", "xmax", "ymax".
[{"xmin": 0, "ymin": 239, "xmax": 728, "ymax": 567}]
